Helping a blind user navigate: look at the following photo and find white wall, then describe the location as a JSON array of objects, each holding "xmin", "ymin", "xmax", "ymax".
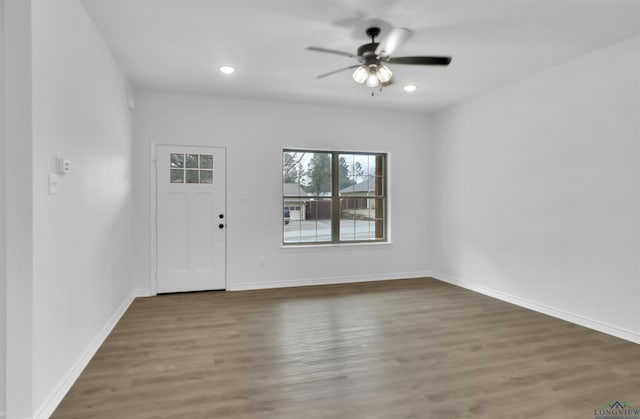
[
  {"xmin": 429, "ymin": 35, "xmax": 640, "ymax": 342},
  {"xmin": 4, "ymin": 0, "xmax": 33, "ymax": 417},
  {"xmin": 133, "ymin": 92, "xmax": 432, "ymax": 292},
  {"xmin": 0, "ymin": 0, "xmax": 6, "ymax": 416},
  {"xmin": 31, "ymin": 0, "xmax": 135, "ymax": 416}
]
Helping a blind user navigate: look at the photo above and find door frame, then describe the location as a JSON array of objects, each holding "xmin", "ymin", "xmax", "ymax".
[{"xmin": 150, "ymin": 142, "xmax": 228, "ymax": 295}]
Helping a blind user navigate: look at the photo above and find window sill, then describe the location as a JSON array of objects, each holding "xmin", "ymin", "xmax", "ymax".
[{"xmin": 280, "ymin": 241, "xmax": 393, "ymax": 252}]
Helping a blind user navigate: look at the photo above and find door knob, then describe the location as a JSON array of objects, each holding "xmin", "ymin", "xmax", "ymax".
[{"xmin": 218, "ymin": 223, "xmax": 225, "ymax": 229}]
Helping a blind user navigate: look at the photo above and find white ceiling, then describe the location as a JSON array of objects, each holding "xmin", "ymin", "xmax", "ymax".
[{"xmin": 80, "ymin": 0, "xmax": 640, "ymax": 112}]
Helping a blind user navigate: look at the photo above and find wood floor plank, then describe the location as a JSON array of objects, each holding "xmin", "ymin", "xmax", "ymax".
[{"xmin": 52, "ymin": 278, "xmax": 640, "ymax": 418}]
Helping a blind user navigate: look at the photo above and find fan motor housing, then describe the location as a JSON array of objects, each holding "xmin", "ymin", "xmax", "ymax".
[{"xmin": 357, "ymin": 42, "xmax": 378, "ymax": 57}]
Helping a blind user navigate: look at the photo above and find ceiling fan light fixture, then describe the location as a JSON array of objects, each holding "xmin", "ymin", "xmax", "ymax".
[
  {"xmin": 365, "ymin": 72, "xmax": 380, "ymax": 88},
  {"xmin": 376, "ymin": 64, "xmax": 393, "ymax": 83},
  {"xmin": 352, "ymin": 66, "xmax": 368, "ymax": 84}
]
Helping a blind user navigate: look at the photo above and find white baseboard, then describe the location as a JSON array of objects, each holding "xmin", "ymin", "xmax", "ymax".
[
  {"xmin": 34, "ymin": 292, "xmax": 136, "ymax": 419},
  {"xmin": 432, "ymin": 272, "xmax": 640, "ymax": 344},
  {"xmin": 134, "ymin": 288, "xmax": 154, "ymax": 297},
  {"xmin": 228, "ymin": 271, "xmax": 432, "ymax": 291}
]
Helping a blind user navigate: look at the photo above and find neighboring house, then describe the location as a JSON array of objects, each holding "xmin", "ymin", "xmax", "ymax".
[
  {"xmin": 283, "ymin": 178, "xmax": 379, "ymax": 222},
  {"xmin": 340, "ymin": 176, "xmax": 378, "ymax": 211},
  {"xmin": 283, "ymin": 183, "xmax": 332, "ymax": 220},
  {"xmin": 283, "ymin": 183, "xmax": 309, "ymax": 220}
]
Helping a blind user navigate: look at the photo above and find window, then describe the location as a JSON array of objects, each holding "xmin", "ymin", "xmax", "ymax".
[{"xmin": 283, "ymin": 149, "xmax": 387, "ymax": 245}]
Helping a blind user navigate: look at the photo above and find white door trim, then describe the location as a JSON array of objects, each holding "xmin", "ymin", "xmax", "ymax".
[{"xmin": 149, "ymin": 142, "xmax": 228, "ymax": 295}]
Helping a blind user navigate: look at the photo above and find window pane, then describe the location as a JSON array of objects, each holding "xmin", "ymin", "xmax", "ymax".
[
  {"xmin": 283, "ymin": 219, "xmax": 302, "ymax": 243},
  {"xmin": 307, "ymin": 199, "xmax": 331, "ymax": 221},
  {"xmin": 338, "ymin": 153, "xmax": 380, "ymax": 196},
  {"xmin": 186, "ymin": 154, "xmax": 199, "ymax": 168},
  {"xmin": 200, "ymin": 170, "xmax": 213, "ymax": 184},
  {"xmin": 368, "ymin": 155, "xmax": 377, "ymax": 176},
  {"xmin": 282, "ymin": 151, "xmax": 307, "ymax": 195},
  {"xmin": 185, "ymin": 169, "xmax": 199, "ymax": 183},
  {"xmin": 371, "ymin": 198, "xmax": 385, "ymax": 239},
  {"xmin": 170, "ymin": 169, "xmax": 184, "ymax": 183},
  {"xmin": 304, "ymin": 152, "xmax": 332, "ymax": 195},
  {"xmin": 283, "ymin": 198, "xmax": 332, "ymax": 243},
  {"xmin": 170, "ymin": 153, "xmax": 184, "ymax": 168},
  {"xmin": 200, "ymin": 154, "xmax": 213, "ymax": 169},
  {"xmin": 340, "ymin": 197, "xmax": 383, "ymax": 241},
  {"xmin": 338, "ymin": 155, "xmax": 351, "ymax": 191}
]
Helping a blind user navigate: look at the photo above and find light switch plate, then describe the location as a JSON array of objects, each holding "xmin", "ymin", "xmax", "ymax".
[{"xmin": 48, "ymin": 174, "xmax": 58, "ymax": 195}]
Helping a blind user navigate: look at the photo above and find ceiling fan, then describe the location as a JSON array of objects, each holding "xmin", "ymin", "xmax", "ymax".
[{"xmin": 307, "ymin": 26, "xmax": 451, "ymax": 89}]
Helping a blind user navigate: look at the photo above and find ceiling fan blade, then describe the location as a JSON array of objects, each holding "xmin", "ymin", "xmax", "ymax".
[
  {"xmin": 317, "ymin": 65, "xmax": 360, "ymax": 79},
  {"xmin": 387, "ymin": 56, "xmax": 452, "ymax": 66},
  {"xmin": 375, "ymin": 27, "xmax": 411, "ymax": 57},
  {"xmin": 307, "ymin": 46, "xmax": 356, "ymax": 58}
]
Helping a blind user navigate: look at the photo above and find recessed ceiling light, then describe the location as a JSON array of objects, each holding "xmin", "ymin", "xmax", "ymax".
[
  {"xmin": 219, "ymin": 66, "xmax": 235, "ymax": 74},
  {"xmin": 403, "ymin": 84, "xmax": 417, "ymax": 93}
]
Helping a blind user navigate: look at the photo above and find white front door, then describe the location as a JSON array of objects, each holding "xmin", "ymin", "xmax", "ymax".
[{"xmin": 156, "ymin": 145, "xmax": 226, "ymax": 293}]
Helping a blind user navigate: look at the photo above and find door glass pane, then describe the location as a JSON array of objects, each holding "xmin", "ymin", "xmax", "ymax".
[
  {"xmin": 200, "ymin": 170, "xmax": 213, "ymax": 184},
  {"xmin": 186, "ymin": 154, "xmax": 199, "ymax": 168},
  {"xmin": 170, "ymin": 169, "xmax": 184, "ymax": 183},
  {"xmin": 200, "ymin": 154, "xmax": 213, "ymax": 169},
  {"xmin": 185, "ymin": 169, "xmax": 199, "ymax": 183},
  {"xmin": 170, "ymin": 153, "xmax": 184, "ymax": 168}
]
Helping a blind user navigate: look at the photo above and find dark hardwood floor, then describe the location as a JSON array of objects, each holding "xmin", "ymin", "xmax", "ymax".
[{"xmin": 52, "ymin": 278, "xmax": 640, "ymax": 418}]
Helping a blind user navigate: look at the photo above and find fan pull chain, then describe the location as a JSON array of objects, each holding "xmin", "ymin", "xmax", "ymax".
[{"xmin": 370, "ymin": 86, "xmax": 385, "ymax": 97}]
